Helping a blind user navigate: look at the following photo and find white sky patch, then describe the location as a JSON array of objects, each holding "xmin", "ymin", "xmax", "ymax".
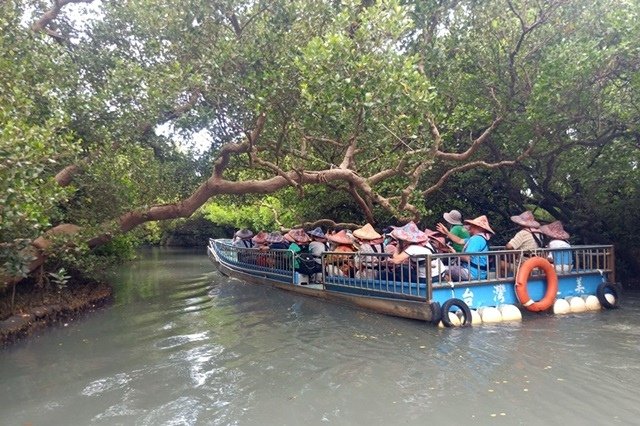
[{"xmin": 155, "ymin": 123, "xmax": 212, "ymax": 157}]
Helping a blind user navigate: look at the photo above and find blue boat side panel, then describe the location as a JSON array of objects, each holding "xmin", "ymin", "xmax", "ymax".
[{"xmin": 431, "ymin": 273, "xmax": 606, "ymax": 308}]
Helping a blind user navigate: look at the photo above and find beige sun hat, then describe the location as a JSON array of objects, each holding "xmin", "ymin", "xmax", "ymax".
[
  {"xmin": 538, "ymin": 221, "xmax": 570, "ymax": 240},
  {"xmin": 286, "ymin": 228, "xmax": 311, "ymax": 244},
  {"xmin": 443, "ymin": 210, "xmax": 463, "ymax": 225},
  {"xmin": 252, "ymin": 231, "xmax": 269, "ymax": 244},
  {"xmin": 464, "ymin": 215, "xmax": 495, "ymax": 234},
  {"xmin": 352, "ymin": 223, "xmax": 382, "ymax": 241},
  {"xmin": 327, "ymin": 230, "xmax": 353, "ymax": 245},
  {"xmin": 510, "ymin": 211, "xmax": 541, "ymax": 228},
  {"xmin": 234, "ymin": 228, "xmax": 254, "ymax": 239}
]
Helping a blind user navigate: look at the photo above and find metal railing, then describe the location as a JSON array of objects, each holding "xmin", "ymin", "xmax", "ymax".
[
  {"xmin": 210, "ymin": 239, "xmax": 295, "ymax": 283},
  {"xmin": 210, "ymin": 240, "xmax": 614, "ymax": 301},
  {"xmin": 323, "ymin": 245, "xmax": 614, "ymax": 301}
]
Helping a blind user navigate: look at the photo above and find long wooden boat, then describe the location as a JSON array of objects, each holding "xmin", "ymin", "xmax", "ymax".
[{"xmin": 207, "ymin": 239, "xmax": 621, "ymax": 326}]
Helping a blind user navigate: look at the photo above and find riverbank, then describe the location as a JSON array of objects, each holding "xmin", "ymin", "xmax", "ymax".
[{"xmin": 0, "ymin": 278, "xmax": 112, "ymax": 347}]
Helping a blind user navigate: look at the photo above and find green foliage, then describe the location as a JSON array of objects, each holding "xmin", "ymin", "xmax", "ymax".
[
  {"xmin": 92, "ymin": 234, "xmax": 140, "ymax": 262},
  {"xmin": 202, "ymin": 195, "xmax": 297, "ymax": 231},
  {"xmin": 2, "ymin": 0, "xmax": 640, "ymax": 284},
  {"xmin": 0, "ymin": 4, "xmax": 79, "ymax": 278},
  {"xmin": 48, "ymin": 268, "xmax": 71, "ymax": 292}
]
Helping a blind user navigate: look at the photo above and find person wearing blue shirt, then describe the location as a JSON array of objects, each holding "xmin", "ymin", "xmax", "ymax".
[{"xmin": 437, "ymin": 215, "xmax": 495, "ymax": 281}]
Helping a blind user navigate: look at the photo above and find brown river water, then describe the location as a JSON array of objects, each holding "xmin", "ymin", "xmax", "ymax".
[{"xmin": 1, "ymin": 247, "xmax": 639, "ymax": 425}]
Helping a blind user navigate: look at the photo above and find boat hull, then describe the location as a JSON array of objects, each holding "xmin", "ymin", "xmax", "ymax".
[{"xmin": 209, "ymin": 246, "xmax": 437, "ymax": 322}]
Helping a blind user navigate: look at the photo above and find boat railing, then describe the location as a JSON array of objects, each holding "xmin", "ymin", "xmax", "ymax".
[
  {"xmin": 320, "ymin": 244, "xmax": 614, "ymax": 301},
  {"xmin": 209, "ymin": 239, "xmax": 296, "ymax": 283},
  {"xmin": 210, "ymin": 239, "xmax": 614, "ymax": 301}
]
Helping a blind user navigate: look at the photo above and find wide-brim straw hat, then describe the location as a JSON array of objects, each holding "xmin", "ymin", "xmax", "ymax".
[
  {"xmin": 539, "ymin": 221, "xmax": 570, "ymax": 240},
  {"xmin": 464, "ymin": 215, "xmax": 495, "ymax": 234},
  {"xmin": 443, "ymin": 209, "xmax": 463, "ymax": 225},
  {"xmin": 286, "ymin": 228, "xmax": 311, "ymax": 244},
  {"xmin": 352, "ymin": 223, "xmax": 382, "ymax": 240},
  {"xmin": 234, "ymin": 228, "xmax": 254, "ymax": 239},
  {"xmin": 252, "ymin": 231, "xmax": 269, "ymax": 244},
  {"xmin": 307, "ymin": 227, "xmax": 326, "ymax": 239},
  {"xmin": 510, "ymin": 211, "xmax": 541, "ymax": 228},
  {"xmin": 425, "ymin": 228, "xmax": 447, "ymax": 246},
  {"xmin": 327, "ymin": 229, "xmax": 353, "ymax": 245},
  {"xmin": 391, "ymin": 221, "xmax": 428, "ymax": 243},
  {"xmin": 265, "ymin": 231, "xmax": 286, "ymax": 244}
]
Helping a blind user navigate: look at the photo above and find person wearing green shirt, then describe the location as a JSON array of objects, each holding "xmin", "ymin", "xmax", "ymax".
[{"xmin": 440, "ymin": 209, "xmax": 470, "ymax": 253}]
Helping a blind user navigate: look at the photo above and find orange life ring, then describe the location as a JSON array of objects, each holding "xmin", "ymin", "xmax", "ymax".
[{"xmin": 515, "ymin": 257, "xmax": 558, "ymax": 312}]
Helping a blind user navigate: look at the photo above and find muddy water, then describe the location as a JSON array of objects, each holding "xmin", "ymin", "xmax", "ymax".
[{"xmin": 1, "ymin": 248, "xmax": 639, "ymax": 425}]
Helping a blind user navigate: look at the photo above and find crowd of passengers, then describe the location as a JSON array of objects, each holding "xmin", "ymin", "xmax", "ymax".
[{"xmin": 229, "ymin": 210, "xmax": 573, "ymax": 283}]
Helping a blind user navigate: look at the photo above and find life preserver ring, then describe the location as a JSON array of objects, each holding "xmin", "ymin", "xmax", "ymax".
[
  {"xmin": 515, "ymin": 257, "xmax": 558, "ymax": 312},
  {"xmin": 441, "ymin": 298, "xmax": 472, "ymax": 327},
  {"xmin": 596, "ymin": 282, "xmax": 620, "ymax": 309}
]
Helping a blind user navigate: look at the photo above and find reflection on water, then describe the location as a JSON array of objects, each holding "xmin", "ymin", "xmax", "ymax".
[{"xmin": 1, "ymin": 247, "xmax": 639, "ymax": 425}]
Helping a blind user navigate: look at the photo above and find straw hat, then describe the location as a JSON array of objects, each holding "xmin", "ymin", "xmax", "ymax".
[
  {"xmin": 425, "ymin": 228, "xmax": 447, "ymax": 246},
  {"xmin": 286, "ymin": 228, "xmax": 311, "ymax": 244},
  {"xmin": 391, "ymin": 222, "xmax": 428, "ymax": 243},
  {"xmin": 538, "ymin": 221, "xmax": 570, "ymax": 240},
  {"xmin": 443, "ymin": 209, "xmax": 463, "ymax": 225},
  {"xmin": 327, "ymin": 229, "xmax": 353, "ymax": 245},
  {"xmin": 307, "ymin": 227, "xmax": 326, "ymax": 239},
  {"xmin": 265, "ymin": 231, "xmax": 286, "ymax": 244},
  {"xmin": 252, "ymin": 231, "xmax": 268, "ymax": 244},
  {"xmin": 234, "ymin": 228, "xmax": 254, "ymax": 239},
  {"xmin": 352, "ymin": 223, "xmax": 382, "ymax": 241},
  {"xmin": 464, "ymin": 215, "xmax": 495, "ymax": 234},
  {"xmin": 510, "ymin": 211, "xmax": 540, "ymax": 228}
]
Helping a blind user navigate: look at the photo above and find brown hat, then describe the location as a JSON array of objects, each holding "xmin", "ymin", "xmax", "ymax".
[
  {"xmin": 538, "ymin": 221, "xmax": 570, "ymax": 240},
  {"xmin": 443, "ymin": 210, "xmax": 463, "ymax": 225},
  {"xmin": 425, "ymin": 228, "xmax": 447, "ymax": 246},
  {"xmin": 327, "ymin": 229, "xmax": 353, "ymax": 245},
  {"xmin": 352, "ymin": 223, "xmax": 382, "ymax": 240},
  {"xmin": 252, "ymin": 231, "xmax": 269, "ymax": 244},
  {"xmin": 265, "ymin": 232, "xmax": 286, "ymax": 244},
  {"xmin": 510, "ymin": 211, "xmax": 540, "ymax": 228},
  {"xmin": 286, "ymin": 228, "xmax": 311, "ymax": 244},
  {"xmin": 464, "ymin": 215, "xmax": 495, "ymax": 234}
]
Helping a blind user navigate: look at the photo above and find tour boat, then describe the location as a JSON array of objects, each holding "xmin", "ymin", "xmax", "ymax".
[{"xmin": 207, "ymin": 239, "xmax": 621, "ymax": 326}]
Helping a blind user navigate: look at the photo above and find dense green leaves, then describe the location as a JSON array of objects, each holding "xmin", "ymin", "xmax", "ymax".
[{"xmin": 2, "ymin": 0, "xmax": 640, "ymax": 283}]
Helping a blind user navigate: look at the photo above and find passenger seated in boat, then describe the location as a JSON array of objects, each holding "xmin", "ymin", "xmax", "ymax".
[
  {"xmin": 505, "ymin": 211, "xmax": 543, "ymax": 253},
  {"xmin": 232, "ymin": 229, "xmax": 255, "ymax": 264},
  {"xmin": 307, "ymin": 227, "xmax": 329, "ymax": 281},
  {"xmin": 325, "ymin": 230, "xmax": 356, "ymax": 277},
  {"xmin": 264, "ymin": 231, "xmax": 288, "ymax": 249},
  {"xmin": 262, "ymin": 231, "xmax": 291, "ymax": 270},
  {"xmin": 440, "ymin": 210, "xmax": 470, "ymax": 253},
  {"xmin": 353, "ymin": 223, "xmax": 384, "ymax": 279},
  {"xmin": 424, "ymin": 228, "xmax": 454, "ymax": 254},
  {"xmin": 252, "ymin": 231, "xmax": 270, "ymax": 267},
  {"xmin": 501, "ymin": 211, "xmax": 544, "ymax": 275},
  {"xmin": 285, "ymin": 229, "xmax": 315, "ymax": 278},
  {"xmin": 233, "ymin": 229, "xmax": 255, "ymax": 248},
  {"xmin": 382, "ymin": 222, "xmax": 445, "ymax": 283},
  {"xmin": 252, "ymin": 231, "xmax": 269, "ymax": 248},
  {"xmin": 538, "ymin": 221, "xmax": 573, "ymax": 274},
  {"xmin": 437, "ymin": 215, "xmax": 494, "ymax": 281}
]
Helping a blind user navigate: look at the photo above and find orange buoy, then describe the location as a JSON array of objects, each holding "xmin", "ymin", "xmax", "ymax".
[{"xmin": 515, "ymin": 257, "xmax": 558, "ymax": 312}]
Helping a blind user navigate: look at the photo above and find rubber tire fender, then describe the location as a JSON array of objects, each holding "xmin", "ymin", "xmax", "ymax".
[
  {"xmin": 596, "ymin": 282, "xmax": 621, "ymax": 309},
  {"xmin": 441, "ymin": 298, "xmax": 472, "ymax": 327},
  {"xmin": 429, "ymin": 301, "xmax": 442, "ymax": 325},
  {"xmin": 515, "ymin": 257, "xmax": 558, "ymax": 312}
]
